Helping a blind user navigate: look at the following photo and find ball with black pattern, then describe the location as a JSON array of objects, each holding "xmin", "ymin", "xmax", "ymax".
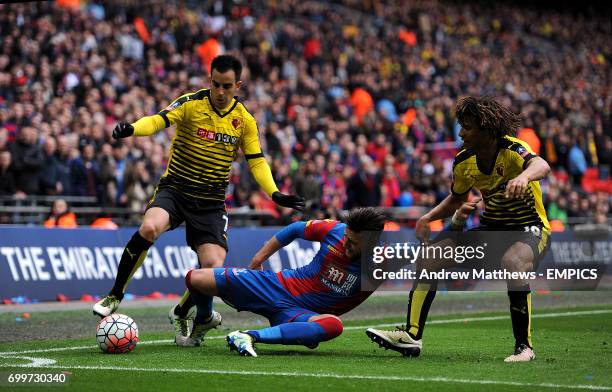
[{"xmin": 96, "ymin": 314, "xmax": 139, "ymax": 353}]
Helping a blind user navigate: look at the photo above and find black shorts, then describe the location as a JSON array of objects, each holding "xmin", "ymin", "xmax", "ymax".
[
  {"xmin": 472, "ymin": 225, "xmax": 550, "ymax": 264},
  {"xmin": 147, "ymin": 186, "xmax": 228, "ymax": 251},
  {"xmin": 432, "ymin": 225, "xmax": 550, "ymax": 268}
]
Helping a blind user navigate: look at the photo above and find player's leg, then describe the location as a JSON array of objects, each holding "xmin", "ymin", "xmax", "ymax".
[
  {"xmin": 93, "ymin": 207, "xmax": 171, "ymax": 317},
  {"xmin": 227, "ymin": 313, "xmax": 344, "ymax": 357},
  {"xmin": 365, "ymin": 279, "xmax": 432, "ymax": 357},
  {"xmin": 170, "ymin": 202, "xmax": 227, "ymax": 344},
  {"xmin": 366, "ymin": 236, "xmax": 457, "ymax": 357},
  {"xmin": 502, "ymin": 231, "xmax": 543, "ymax": 362},
  {"xmin": 175, "ymin": 268, "xmax": 223, "ymax": 346},
  {"xmin": 172, "ymin": 243, "xmax": 226, "ymax": 318}
]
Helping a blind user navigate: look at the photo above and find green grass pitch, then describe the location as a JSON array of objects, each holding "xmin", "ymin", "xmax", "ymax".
[{"xmin": 0, "ymin": 301, "xmax": 610, "ymax": 391}]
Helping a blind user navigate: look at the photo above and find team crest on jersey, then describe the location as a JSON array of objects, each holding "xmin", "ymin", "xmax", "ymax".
[{"xmin": 231, "ymin": 118, "xmax": 242, "ymax": 129}]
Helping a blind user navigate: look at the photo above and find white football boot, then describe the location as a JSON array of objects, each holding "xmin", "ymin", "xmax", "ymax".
[
  {"xmin": 93, "ymin": 295, "xmax": 121, "ymax": 318},
  {"xmin": 175, "ymin": 310, "xmax": 222, "ymax": 347},
  {"xmin": 366, "ymin": 326, "xmax": 422, "ymax": 357}
]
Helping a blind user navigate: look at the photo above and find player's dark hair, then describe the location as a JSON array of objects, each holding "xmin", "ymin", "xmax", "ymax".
[
  {"xmin": 211, "ymin": 55, "xmax": 242, "ymax": 80},
  {"xmin": 345, "ymin": 207, "xmax": 386, "ymax": 232},
  {"xmin": 455, "ymin": 96, "xmax": 521, "ymax": 138}
]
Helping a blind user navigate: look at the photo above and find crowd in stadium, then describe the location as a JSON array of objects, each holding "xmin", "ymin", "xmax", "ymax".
[{"xmin": 0, "ymin": 0, "xmax": 610, "ymax": 227}]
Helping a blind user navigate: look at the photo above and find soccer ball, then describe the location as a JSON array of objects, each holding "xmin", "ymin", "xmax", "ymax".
[{"xmin": 96, "ymin": 314, "xmax": 139, "ymax": 353}]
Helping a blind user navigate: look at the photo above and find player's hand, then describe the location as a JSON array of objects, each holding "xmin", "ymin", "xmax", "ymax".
[
  {"xmin": 505, "ymin": 176, "xmax": 529, "ymax": 199},
  {"xmin": 415, "ymin": 217, "xmax": 431, "ymax": 244},
  {"xmin": 247, "ymin": 259, "xmax": 264, "ymax": 270},
  {"xmin": 457, "ymin": 197, "xmax": 481, "ymax": 219},
  {"xmin": 272, "ymin": 192, "xmax": 305, "ymax": 211},
  {"xmin": 112, "ymin": 123, "xmax": 134, "ymax": 139}
]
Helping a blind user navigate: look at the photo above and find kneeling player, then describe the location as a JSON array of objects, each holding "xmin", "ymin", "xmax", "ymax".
[{"xmin": 181, "ymin": 207, "xmax": 387, "ymax": 356}]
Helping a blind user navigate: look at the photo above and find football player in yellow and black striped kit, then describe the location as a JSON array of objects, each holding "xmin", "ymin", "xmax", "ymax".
[
  {"xmin": 93, "ymin": 55, "xmax": 304, "ymax": 346},
  {"xmin": 367, "ymin": 96, "xmax": 551, "ymax": 362}
]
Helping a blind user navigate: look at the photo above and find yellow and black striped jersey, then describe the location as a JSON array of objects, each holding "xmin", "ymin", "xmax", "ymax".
[
  {"xmin": 451, "ymin": 136, "xmax": 550, "ymax": 232},
  {"xmin": 131, "ymin": 88, "xmax": 277, "ymax": 201}
]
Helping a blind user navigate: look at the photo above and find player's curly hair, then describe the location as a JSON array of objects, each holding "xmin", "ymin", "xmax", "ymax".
[
  {"xmin": 455, "ymin": 96, "xmax": 522, "ymax": 138},
  {"xmin": 345, "ymin": 207, "xmax": 387, "ymax": 232}
]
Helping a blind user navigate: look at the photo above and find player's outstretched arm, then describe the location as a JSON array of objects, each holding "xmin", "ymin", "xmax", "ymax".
[
  {"xmin": 248, "ymin": 221, "xmax": 307, "ymax": 269},
  {"xmin": 248, "ymin": 236, "xmax": 283, "ymax": 270},
  {"xmin": 112, "ymin": 115, "xmax": 167, "ymax": 139}
]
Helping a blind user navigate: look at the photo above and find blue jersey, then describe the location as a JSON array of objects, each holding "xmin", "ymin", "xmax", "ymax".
[{"xmin": 274, "ymin": 220, "xmax": 371, "ymax": 315}]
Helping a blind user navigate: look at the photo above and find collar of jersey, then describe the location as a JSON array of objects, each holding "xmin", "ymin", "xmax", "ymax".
[{"xmin": 205, "ymin": 89, "xmax": 239, "ymax": 118}]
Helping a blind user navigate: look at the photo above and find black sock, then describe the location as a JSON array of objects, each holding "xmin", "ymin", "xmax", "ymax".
[
  {"xmin": 407, "ymin": 279, "xmax": 438, "ymax": 340},
  {"xmin": 109, "ymin": 231, "xmax": 153, "ymax": 300},
  {"xmin": 508, "ymin": 284, "xmax": 532, "ymax": 348},
  {"xmin": 173, "ymin": 294, "xmax": 196, "ymax": 319}
]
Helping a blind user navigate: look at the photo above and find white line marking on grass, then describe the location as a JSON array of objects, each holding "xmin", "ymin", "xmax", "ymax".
[
  {"xmin": 0, "ymin": 308, "xmax": 610, "ymax": 356},
  {"xmin": 5, "ymin": 364, "xmax": 612, "ymax": 390},
  {"xmin": 343, "ymin": 308, "xmax": 612, "ymax": 330},
  {"xmin": 0, "ymin": 355, "xmax": 56, "ymax": 366}
]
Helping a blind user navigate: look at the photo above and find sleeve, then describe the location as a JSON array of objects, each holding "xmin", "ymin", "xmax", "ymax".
[
  {"xmin": 275, "ymin": 221, "xmax": 308, "ymax": 245},
  {"xmin": 509, "ymin": 139, "xmax": 537, "ymax": 170},
  {"xmin": 303, "ymin": 219, "xmax": 338, "ymax": 242},
  {"xmin": 450, "ymin": 156, "xmax": 473, "ymax": 196},
  {"xmin": 158, "ymin": 94, "xmax": 190, "ymax": 128},
  {"xmin": 275, "ymin": 220, "xmax": 338, "ymax": 245},
  {"xmin": 131, "ymin": 93, "xmax": 189, "ymax": 136},
  {"xmin": 242, "ymin": 115, "xmax": 279, "ymax": 196},
  {"xmin": 132, "ymin": 115, "xmax": 167, "ymax": 136}
]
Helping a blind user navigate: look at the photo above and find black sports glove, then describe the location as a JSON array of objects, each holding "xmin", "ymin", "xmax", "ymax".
[
  {"xmin": 272, "ymin": 191, "xmax": 305, "ymax": 211},
  {"xmin": 112, "ymin": 123, "xmax": 134, "ymax": 139}
]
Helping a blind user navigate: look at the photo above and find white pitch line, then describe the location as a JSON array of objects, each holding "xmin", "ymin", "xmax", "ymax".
[
  {"xmin": 4, "ymin": 364, "xmax": 612, "ymax": 391},
  {"xmin": 0, "ymin": 308, "xmax": 610, "ymax": 356},
  {"xmin": 343, "ymin": 308, "xmax": 612, "ymax": 330},
  {"xmin": 0, "ymin": 355, "xmax": 56, "ymax": 367}
]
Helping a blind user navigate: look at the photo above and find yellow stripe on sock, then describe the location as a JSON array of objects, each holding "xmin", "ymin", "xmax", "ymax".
[
  {"xmin": 178, "ymin": 289, "xmax": 191, "ymax": 307},
  {"xmin": 122, "ymin": 250, "xmax": 148, "ymax": 294},
  {"xmin": 527, "ymin": 292, "xmax": 532, "ymax": 347},
  {"xmin": 409, "ymin": 283, "xmax": 430, "ymax": 337}
]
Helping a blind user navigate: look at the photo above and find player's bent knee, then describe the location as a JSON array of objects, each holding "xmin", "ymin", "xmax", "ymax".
[
  {"xmin": 185, "ymin": 269, "xmax": 217, "ymax": 296},
  {"xmin": 200, "ymin": 259, "xmax": 223, "ymax": 268},
  {"xmin": 312, "ymin": 315, "xmax": 343, "ymax": 341},
  {"xmin": 139, "ymin": 221, "xmax": 162, "ymax": 242}
]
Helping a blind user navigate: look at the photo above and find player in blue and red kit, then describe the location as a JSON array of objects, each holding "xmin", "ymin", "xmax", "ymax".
[{"xmin": 182, "ymin": 207, "xmax": 387, "ymax": 356}]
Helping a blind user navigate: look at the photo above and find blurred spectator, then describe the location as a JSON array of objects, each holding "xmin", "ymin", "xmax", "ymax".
[
  {"xmin": 91, "ymin": 214, "xmax": 119, "ymax": 230},
  {"xmin": 8, "ymin": 127, "xmax": 44, "ymax": 195},
  {"xmin": 347, "ymin": 157, "xmax": 382, "ymax": 207},
  {"xmin": 569, "ymin": 136, "xmax": 588, "ymax": 186},
  {"xmin": 0, "ymin": 149, "xmax": 16, "ymax": 195},
  {"xmin": 71, "ymin": 143, "xmax": 101, "ymax": 198},
  {"xmin": 43, "ymin": 199, "xmax": 77, "ymax": 228},
  {"xmin": 293, "ymin": 160, "xmax": 322, "ymax": 208},
  {"xmin": 124, "ymin": 159, "xmax": 154, "ymax": 223},
  {"xmin": 40, "ymin": 136, "xmax": 63, "ymax": 195}
]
